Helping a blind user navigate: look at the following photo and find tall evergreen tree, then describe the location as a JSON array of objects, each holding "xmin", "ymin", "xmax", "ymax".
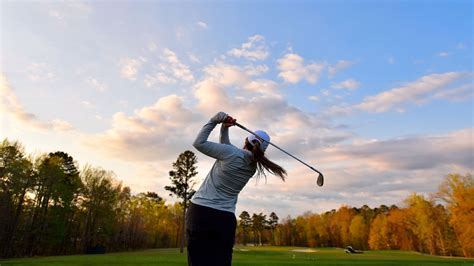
[
  {"xmin": 164, "ymin": 150, "xmax": 197, "ymax": 253},
  {"xmin": 239, "ymin": 211, "xmax": 252, "ymax": 246},
  {"xmin": 252, "ymin": 213, "xmax": 266, "ymax": 246},
  {"xmin": 268, "ymin": 212, "xmax": 279, "ymax": 245}
]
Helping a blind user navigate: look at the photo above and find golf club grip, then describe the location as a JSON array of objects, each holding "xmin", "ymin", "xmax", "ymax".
[{"xmin": 235, "ymin": 122, "xmax": 322, "ymax": 175}]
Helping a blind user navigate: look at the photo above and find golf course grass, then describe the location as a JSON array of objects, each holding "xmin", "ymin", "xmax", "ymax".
[{"xmin": 1, "ymin": 246, "xmax": 473, "ymax": 265}]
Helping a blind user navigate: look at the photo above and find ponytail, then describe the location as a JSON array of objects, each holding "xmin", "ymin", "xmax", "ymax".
[{"xmin": 245, "ymin": 139, "xmax": 287, "ymax": 181}]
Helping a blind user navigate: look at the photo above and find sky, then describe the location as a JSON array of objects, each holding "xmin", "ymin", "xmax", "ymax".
[{"xmin": 1, "ymin": 1, "xmax": 472, "ymax": 218}]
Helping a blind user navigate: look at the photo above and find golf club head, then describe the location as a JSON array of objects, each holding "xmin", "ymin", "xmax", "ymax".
[{"xmin": 317, "ymin": 173, "xmax": 324, "ymax": 187}]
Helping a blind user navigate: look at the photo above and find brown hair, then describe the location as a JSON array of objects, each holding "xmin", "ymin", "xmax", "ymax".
[{"xmin": 245, "ymin": 138, "xmax": 286, "ymax": 181}]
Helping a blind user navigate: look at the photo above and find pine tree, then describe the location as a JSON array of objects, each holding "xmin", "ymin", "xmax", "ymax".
[
  {"xmin": 268, "ymin": 212, "xmax": 279, "ymax": 245},
  {"xmin": 164, "ymin": 150, "xmax": 197, "ymax": 253},
  {"xmin": 239, "ymin": 211, "xmax": 252, "ymax": 246},
  {"xmin": 252, "ymin": 213, "xmax": 266, "ymax": 246}
]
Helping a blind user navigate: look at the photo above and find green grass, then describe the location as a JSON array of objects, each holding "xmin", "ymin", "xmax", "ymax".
[{"xmin": 1, "ymin": 246, "xmax": 473, "ymax": 266}]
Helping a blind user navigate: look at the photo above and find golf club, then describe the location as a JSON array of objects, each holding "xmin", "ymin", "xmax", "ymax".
[{"xmin": 235, "ymin": 122, "xmax": 324, "ymax": 187}]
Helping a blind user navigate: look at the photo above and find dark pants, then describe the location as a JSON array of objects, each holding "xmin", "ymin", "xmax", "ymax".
[{"xmin": 186, "ymin": 203, "xmax": 237, "ymax": 266}]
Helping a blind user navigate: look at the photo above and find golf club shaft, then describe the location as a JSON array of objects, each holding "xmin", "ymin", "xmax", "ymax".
[{"xmin": 235, "ymin": 122, "xmax": 323, "ymax": 176}]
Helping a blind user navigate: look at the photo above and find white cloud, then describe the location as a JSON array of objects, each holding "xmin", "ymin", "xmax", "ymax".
[
  {"xmin": 328, "ymin": 60, "xmax": 354, "ymax": 77},
  {"xmin": 203, "ymin": 63, "xmax": 248, "ymax": 86},
  {"xmin": 83, "ymin": 94, "xmax": 202, "ymax": 161},
  {"xmin": 438, "ymin": 51, "xmax": 449, "ymax": 57},
  {"xmin": 191, "ymin": 70, "xmax": 344, "ymax": 161},
  {"xmin": 193, "ymin": 79, "xmax": 232, "ymax": 114},
  {"xmin": 86, "ymin": 77, "xmax": 106, "ymax": 92},
  {"xmin": 162, "ymin": 49, "xmax": 194, "ymax": 82},
  {"xmin": 244, "ymin": 64, "xmax": 269, "ymax": 76},
  {"xmin": 227, "ymin": 35, "xmax": 269, "ymax": 61},
  {"xmin": 308, "ymin": 96, "xmax": 319, "ymax": 101},
  {"xmin": 199, "ymin": 62, "xmax": 278, "ymax": 96},
  {"xmin": 433, "ymin": 83, "xmax": 473, "ymax": 101},
  {"xmin": 143, "ymin": 49, "xmax": 194, "ymax": 87},
  {"xmin": 324, "ymin": 72, "xmax": 472, "ymax": 118},
  {"xmin": 144, "ymin": 73, "xmax": 176, "ymax": 87},
  {"xmin": 119, "ymin": 58, "xmax": 143, "ymax": 81},
  {"xmin": 356, "ymin": 72, "xmax": 470, "ymax": 113},
  {"xmin": 244, "ymin": 79, "xmax": 278, "ymax": 94},
  {"xmin": 1, "ymin": 74, "xmax": 74, "ymax": 132},
  {"xmin": 27, "ymin": 63, "xmax": 55, "ymax": 81},
  {"xmin": 331, "ymin": 79, "xmax": 360, "ymax": 90},
  {"xmin": 277, "ymin": 53, "xmax": 325, "ymax": 84},
  {"xmin": 197, "ymin": 21, "xmax": 208, "ymax": 29}
]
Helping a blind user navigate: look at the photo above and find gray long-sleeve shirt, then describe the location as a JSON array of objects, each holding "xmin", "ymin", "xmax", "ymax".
[{"xmin": 191, "ymin": 113, "xmax": 256, "ymax": 213}]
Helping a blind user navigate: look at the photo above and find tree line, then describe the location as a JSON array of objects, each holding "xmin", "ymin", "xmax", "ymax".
[
  {"xmin": 1, "ymin": 139, "xmax": 472, "ymax": 258},
  {"xmin": 0, "ymin": 139, "xmax": 186, "ymax": 258},
  {"xmin": 235, "ymin": 173, "xmax": 473, "ymax": 257}
]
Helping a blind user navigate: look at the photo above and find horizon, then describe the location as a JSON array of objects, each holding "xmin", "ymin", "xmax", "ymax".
[{"xmin": 1, "ymin": 1, "xmax": 472, "ymax": 217}]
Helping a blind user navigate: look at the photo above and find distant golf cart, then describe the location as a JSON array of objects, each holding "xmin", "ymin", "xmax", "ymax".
[{"xmin": 345, "ymin": 246, "xmax": 363, "ymax": 254}]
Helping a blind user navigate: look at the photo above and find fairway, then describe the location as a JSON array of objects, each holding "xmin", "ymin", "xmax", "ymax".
[{"xmin": 1, "ymin": 247, "xmax": 473, "ymax": 266}]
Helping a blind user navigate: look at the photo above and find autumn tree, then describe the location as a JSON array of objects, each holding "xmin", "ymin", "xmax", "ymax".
[
  {"xmin": 305, "ymin": 213, "xmax": 320, "ymax": 247},
  {"xmin": 164, "ymin": 150, "xmax": 197, "ymax": 253},
  {"xmin": 405, "ymin": 193, "xmax": 451, "ymax": 255},
  {"xmin": 386, "ymin": 208, "xmax": 416, "ymax": 251},
  {"xmin": 349, "ymin": 215, "xmax": 369, "ymax": 250},
  {"xmin": 294, "ymin": 215, "xmax": 308, "ymax": 246},
  {"xmin": 430, "ymin": 204, "xmax": 455, "ymax": 256},
  {"xmin": 436, "ymin": 173, "xmax": 474, "ymax": 257},
  {"xmin": 280, "ymin": 215, "xmax": 296, "ymax": 246},
  {"xmin": 329, "ymin": 205, "xmax": 355, "ymax": 247},
  {"xmin": 369, "ymin": 213, "xmax": 389, "ymax": 250}
]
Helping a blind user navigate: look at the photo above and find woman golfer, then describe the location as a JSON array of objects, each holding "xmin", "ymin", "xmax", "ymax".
[{"xmin": 186, "ymin": 112, "xmax": 286, "ymax": 266}]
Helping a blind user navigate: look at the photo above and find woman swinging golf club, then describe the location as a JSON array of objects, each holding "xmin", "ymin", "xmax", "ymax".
[{"xmin": 187, "ymin": 111, "xmax": 286, "ymax": 266}]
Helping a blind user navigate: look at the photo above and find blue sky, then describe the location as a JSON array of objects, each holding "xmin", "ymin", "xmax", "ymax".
[{"xmin": 1, "ymin": 1, "xmax": 472, "ymax": 217}]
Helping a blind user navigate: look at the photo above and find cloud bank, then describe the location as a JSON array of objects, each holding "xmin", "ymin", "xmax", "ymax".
[{"xmin": 3, "ymin": 34, "xmax": 472, "ymax": 216}]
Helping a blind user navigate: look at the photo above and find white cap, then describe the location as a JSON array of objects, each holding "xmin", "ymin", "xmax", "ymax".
[{"xmin": 248, "ymin": 130, "xmax": 270, "ymax": 152}]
